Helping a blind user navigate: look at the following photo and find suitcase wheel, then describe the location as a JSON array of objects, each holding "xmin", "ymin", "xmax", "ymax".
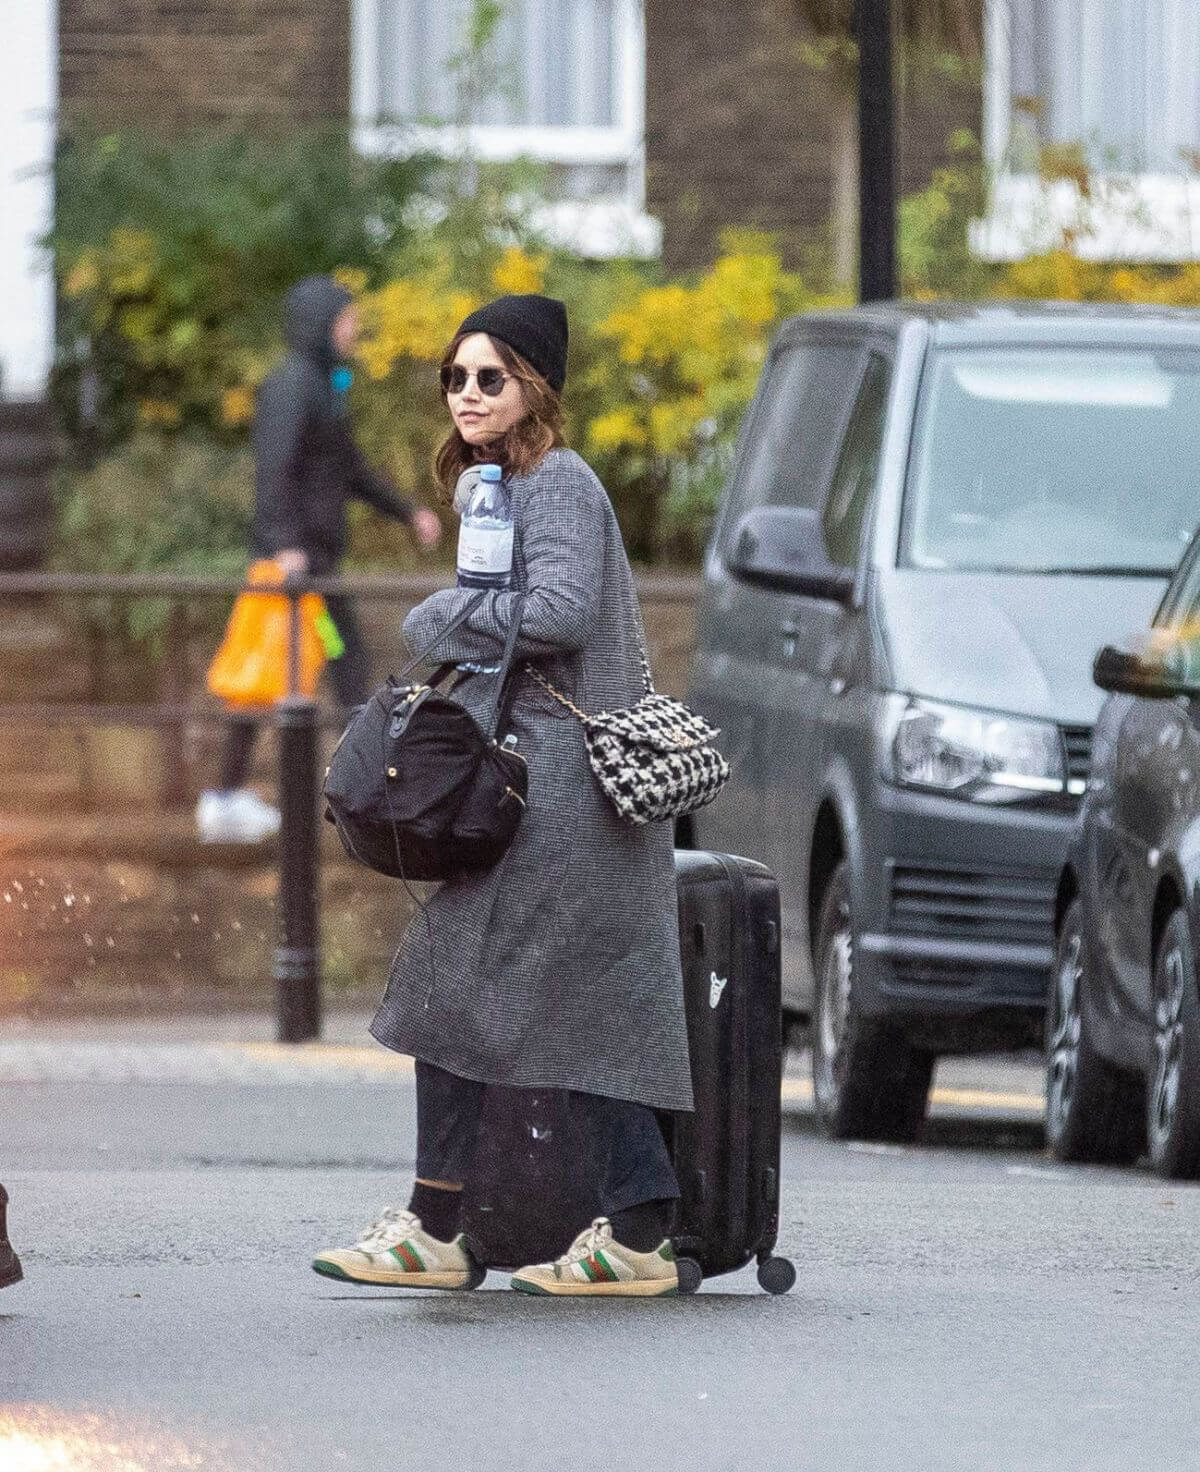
[
  {"xmin": 675, "ymin": 1257, "xmax": 703, "ymax": 1295},
  {"xmin": 756, "ymin": 1255, "xmax": 796, "ymax": 1296}
]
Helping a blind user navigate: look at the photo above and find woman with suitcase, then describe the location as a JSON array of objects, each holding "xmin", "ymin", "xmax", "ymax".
[{"xmin": 312, "ymin": 294, "xmax": 696, "ymax": 1296}]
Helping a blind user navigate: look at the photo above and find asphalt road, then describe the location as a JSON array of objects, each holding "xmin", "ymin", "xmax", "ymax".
[{"xmin": 3, "ymin": 1015, "xmax": 1198, "ymax": 1472}]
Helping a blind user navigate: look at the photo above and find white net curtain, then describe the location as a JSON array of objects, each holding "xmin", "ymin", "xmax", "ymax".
[
  {"xmin": 377, "ymin": 0, "xmax": 618, "ymax": 128},
  {"xmin": 1003, "ymin": 0, "xmax": 1200, "ymax": 172}
]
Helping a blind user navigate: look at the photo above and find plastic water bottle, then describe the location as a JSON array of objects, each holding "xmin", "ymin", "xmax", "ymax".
[
  {"xmin": 456, "ymin": 464, "xmax": 513, "ymax": 589},
  {"xmin": 456, "ymin": 464, "xmax": 512, "ymax": 675}
]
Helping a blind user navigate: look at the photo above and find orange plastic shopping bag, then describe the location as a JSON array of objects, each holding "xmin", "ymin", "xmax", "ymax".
[{"xmin": 206, "ymin": 560, "xmax": 331, "ymax": 706}]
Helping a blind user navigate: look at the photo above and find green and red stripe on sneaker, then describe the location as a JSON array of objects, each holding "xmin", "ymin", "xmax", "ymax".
[
  {"xmin": 510, "ymin": 1218, "xmax": 684, "ymax": 1297},
  {"xmin": 312, "ymin": 1207, "xmax": 482, "ymax": 1291}
]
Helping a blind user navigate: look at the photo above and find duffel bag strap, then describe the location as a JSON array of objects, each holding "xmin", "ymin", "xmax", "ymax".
[
  {"xmin": 486, "ymin": 592, "xmax": 528, "ymax": 741},
  {"xmin": 393, "ymin": 590, "xmax": 488, "ymax": 684},
  {"xmin": 389, "ymin": 585, "xmax": 527, "ymax": 742}
]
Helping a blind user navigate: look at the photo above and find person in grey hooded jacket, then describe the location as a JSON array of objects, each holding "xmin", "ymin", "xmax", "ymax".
[{"xmin": 197, "ymin": 275, "xmax": 441, "ymax": 843}]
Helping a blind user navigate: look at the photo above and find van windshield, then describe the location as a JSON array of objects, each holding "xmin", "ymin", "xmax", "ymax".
[{"xmin": 903, "ymin": 347, "xmax": 1200, "ymax": 575}]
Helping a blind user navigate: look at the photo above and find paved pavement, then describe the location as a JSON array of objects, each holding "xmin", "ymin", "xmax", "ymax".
[{"xmin": 3, "ymin": 1015, "xmax": 1198, "ymax": 1471}]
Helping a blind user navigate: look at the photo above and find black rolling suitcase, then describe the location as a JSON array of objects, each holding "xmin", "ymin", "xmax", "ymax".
[
  {"xmin": 461, "ymin": 851, "xmax": 794, "ymax": 1294},
  {"xmin": 670, "ymin": 850, "xmax": 793, "ymax": 1294}
]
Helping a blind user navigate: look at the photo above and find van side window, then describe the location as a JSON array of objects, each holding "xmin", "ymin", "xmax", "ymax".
[
  {"xmin": 721, "ymin": 340, "xmax": 860, "ymax": 553},
  {"xmin": 1159, "ymin": 534, "xmax": 1200, "ymax": 630},
  {"xmin": 822, "ymin": 353, "xmax": 891, "ymax": 569}
]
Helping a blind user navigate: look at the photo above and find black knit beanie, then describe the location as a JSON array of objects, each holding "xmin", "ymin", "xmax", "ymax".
[{"xmin": 455, "ymin": 294, "xmax": 569, "ymax": 393}]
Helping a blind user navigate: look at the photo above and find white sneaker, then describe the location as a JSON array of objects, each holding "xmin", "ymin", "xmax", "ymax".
[
  {"xmin": 195, "ymin": 789, "xmax": 281, "ymax": 843},
  {"xmin": 312, "ymin": 1208, "xmax": 482, "ymax": 1290},
  {"xmin": 510, "ymin": 1217, "xmax": 684, "ymax": 1297}
]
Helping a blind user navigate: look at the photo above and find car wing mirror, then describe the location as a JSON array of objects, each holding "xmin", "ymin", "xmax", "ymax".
[
  {"xmin": 1094, "ymin": 631, "xmax": 1200, "ymax": 699},
  {"xmin": 726, "ymin": 506, "xmax": 855, "ymax": 603}
]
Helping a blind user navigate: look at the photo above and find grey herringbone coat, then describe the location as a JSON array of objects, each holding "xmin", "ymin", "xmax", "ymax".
[{"xmin": 369, "ymin": 448, "xmax": 694, "ymax": 1112}]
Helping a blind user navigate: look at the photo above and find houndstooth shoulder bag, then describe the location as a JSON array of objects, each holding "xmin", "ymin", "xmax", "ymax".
[{"xmin": 525, "ymin": 625, "xmax": 730, "ymax": 827}]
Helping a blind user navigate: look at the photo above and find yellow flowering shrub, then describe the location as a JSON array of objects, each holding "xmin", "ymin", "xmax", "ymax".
[
  {"xmin": 587, "ymin": 407, "xmax": 647, "ymax": 454},
  {"xmin": 219, "ymin": 386, "xmax": 256, "ymax": 430},
  {"xmin": 357, "ymin": 271, "xmax": 479, "ymax": 379},
  {"xmin": 576, "ymin": 235, "xmax": 828, "ymax": 555},
  {"xmin": 63, "ymin": 255, "xmax": 100, "ymax": 299},
  {"xmin": 994, "ymin": 251, "xmax": 1200, "ymax": 307},
  {"xmin": 57, "ymin": 222, "xmax": 272, "ymax": 444},
  {"xmin": 584, "ymin": 238, "xmax": 819, "ymax": 456},
  {"xmin": 490, "ymin": 246, "xmax": 548, "ymax": 296},
  {"xmin": 136, "ymin": 399, "xmax": 182, "ymax": 429}
]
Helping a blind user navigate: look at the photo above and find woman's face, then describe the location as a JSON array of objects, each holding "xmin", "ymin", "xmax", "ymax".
[{"xmin": 447, "ymin": 333, "xmax": 528, "ymax": 445}]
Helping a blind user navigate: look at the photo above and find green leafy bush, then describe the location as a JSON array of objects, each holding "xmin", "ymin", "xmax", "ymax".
[
  {"xmin": 50, "ymin": 124, "xmax": 433, "ymax": 450},
  {"xmin": 55, "ymin": 433, "xmax": 254, "ymax": 651}
]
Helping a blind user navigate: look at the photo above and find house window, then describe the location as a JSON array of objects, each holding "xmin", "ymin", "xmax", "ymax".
[
  {"xmin": 996, "ymin": 0, "xmax": 1200, "ymax": 173},
  {"xmin": 976, "ymin": 0, "xmax": 1200, "ymax": 261},
  {"xmin": 378, "ymin": 0, "xmax": 620, "ymax": 131},
  {"xmin": 352, "ymin": 0, "xmax": 652, "ymax": 246}
]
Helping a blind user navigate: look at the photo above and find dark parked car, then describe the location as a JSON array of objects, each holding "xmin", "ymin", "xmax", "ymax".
[
  {"xmin": 1048, "ymin": 534, "xmax": 1200, "ymax": 1177},
  {"xmin": 688, "ymin": 303, "xmax": 1198, "ymax": 1140}
]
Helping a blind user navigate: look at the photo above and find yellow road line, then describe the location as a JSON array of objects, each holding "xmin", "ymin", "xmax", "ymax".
[
  {"xmin": 931, "ymin": 1085, "xmax": 1044, "ymax": 1113},
  {"xmin": 233, "ymin": 1042, "xmax": 414, "ymax": 1072},
  {"xmin": 781, "ymin": 1077, "xmax": 1044, "ymax": 1114},
  {"xmin": 230, "ymin": 1045, "xmax": 1043, "ymax": 1112}
]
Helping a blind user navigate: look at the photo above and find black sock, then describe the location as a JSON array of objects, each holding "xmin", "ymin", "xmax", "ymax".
[
  {"xmin": 408, "ymin": 1182, "xmax": 463, "ymax": 1243},
  {"xmin": 609, "ymin": 1198, "xmax": 674, "ymax": 1252}
]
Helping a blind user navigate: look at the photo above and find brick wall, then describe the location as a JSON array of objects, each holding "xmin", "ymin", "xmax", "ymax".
[
  {"xmin": 645, "ymin": 0, "xmax": 982, "ymax": 270},
  {"xmin": 59, "ymin": 0, "xmax": 350, "ymax": 124}
]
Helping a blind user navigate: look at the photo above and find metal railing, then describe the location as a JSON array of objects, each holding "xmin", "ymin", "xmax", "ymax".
[{"xmin": 0, "ymin": 569, "xmax": 698, "ymax": 1041}]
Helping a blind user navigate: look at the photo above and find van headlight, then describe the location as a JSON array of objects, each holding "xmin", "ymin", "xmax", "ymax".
[{"xmin": 887, "ymin": 699, "xmax": 1065, "ymax": 802}]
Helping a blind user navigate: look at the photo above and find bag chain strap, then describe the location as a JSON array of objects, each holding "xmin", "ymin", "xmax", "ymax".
[{"xmin": 525, "ymin": 605, "xmax": 656, "ymax": 723}]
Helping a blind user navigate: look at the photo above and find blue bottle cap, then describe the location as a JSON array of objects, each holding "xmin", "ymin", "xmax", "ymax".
[
  {"xmin": 331, "ymin": 366, "xmax": 353, "ymax": 394},
  {"xmin": 479, "ymin": 464, "xmax": 502, "ymax": 482}
]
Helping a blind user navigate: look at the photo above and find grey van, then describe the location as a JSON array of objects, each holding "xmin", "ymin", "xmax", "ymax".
[{"xmin": 687, "ymin": 303, "xmax": 1199, "ymax": 1140}]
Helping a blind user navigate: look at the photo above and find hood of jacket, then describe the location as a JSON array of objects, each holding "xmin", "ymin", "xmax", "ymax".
[{"xmin": 283, "ymin": 275, "xmax": 352, "ymax": 368}]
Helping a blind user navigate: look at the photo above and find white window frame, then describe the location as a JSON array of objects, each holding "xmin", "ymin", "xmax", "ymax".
[
  {"xmin": 0, "ymin": 0, "xmax": 57, "ymax": 400},
  {"xmin": 972, "ymin": 2, "xmax": 1200, "ymax": 263},
  {"xmin": 351, "ymin": 0, "xmax": 647, "ymax": 209}
]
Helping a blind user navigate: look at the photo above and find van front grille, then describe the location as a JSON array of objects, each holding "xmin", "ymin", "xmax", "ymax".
[
  {"xmin": 889, "ymin": 864, "xmax": 1057, "ymax": 949},
  {"xmin": 1061, "ymin": 725, "xmax": 1093, "ymax": 790}
]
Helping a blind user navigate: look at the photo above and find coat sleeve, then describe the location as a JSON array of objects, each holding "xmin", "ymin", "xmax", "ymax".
[
  {"xmin": 252, "ymin": 372, "xmax": 309, "ymax": 554},
  {"xmin": 402, "ymin": 462, "xmax": 605, "ymax": 664},
  {"xmin": 347, "ymin": 441, "xmax": 414, "ymax": 524}
]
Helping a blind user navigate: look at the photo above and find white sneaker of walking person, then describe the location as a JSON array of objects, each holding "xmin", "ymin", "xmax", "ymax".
[{"xmin": 194, "ymin": 788, "xmax": 281, "ymax": 843}]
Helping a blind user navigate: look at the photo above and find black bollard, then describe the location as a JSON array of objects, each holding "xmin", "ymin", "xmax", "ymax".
[
  {"xmin": 274, "ymin": 587, "xmax": 321, "ymax": 1042},
  {"xmin": 275, "ymin": 693, "xmax": 321, "ymax": 1041}
]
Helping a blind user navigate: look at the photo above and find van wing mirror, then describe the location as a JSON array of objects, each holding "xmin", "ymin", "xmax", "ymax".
[
  {"xmin": 726, "ymin": 506, "xmax": 855, "ymax": 603},
  {"xmin": 1094, "ymin": 634, "xmax": 1200, "ymax": 699}
]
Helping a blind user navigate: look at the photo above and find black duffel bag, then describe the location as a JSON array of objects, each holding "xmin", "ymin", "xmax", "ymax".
[{"xmin": 323, "ymin": 591, "xmax": 527, "ymax": 882}]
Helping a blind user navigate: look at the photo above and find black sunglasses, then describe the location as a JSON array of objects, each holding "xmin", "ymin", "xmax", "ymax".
[{"xmin": 440, "ymin": 364, "xmax": 511, "ymax": 397}]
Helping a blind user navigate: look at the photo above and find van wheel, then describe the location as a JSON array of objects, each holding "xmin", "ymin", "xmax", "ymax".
[
  {"xmin": 1146, "ymin": 910, "xmax": 1200, "ymax": 1179},
  {"xmin": 811, "ymin": 861, "xmax": 933, "ymax": 1142},
  {"xmin": 1045, "ymin": 899, "xmax": 1144, "ymax": 1165}
]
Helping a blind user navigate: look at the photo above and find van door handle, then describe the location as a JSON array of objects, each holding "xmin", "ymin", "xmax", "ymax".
[{"xmin": 776, "ymin": 621, "xmax": 801, "ymax": 659}]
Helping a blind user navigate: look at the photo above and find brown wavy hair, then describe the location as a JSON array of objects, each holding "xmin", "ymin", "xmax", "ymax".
[{"xmin": 433, "ymin": 333, "xmax": 566, "ymax": 500}]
